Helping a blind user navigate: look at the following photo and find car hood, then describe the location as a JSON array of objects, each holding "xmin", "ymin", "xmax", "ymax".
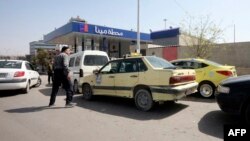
[{"xmin": 220, "ymin": 75, "xmax": 250, "ymax": 85}]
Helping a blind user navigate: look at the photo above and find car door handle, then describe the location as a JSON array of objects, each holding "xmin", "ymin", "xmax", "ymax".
[
  {"xmin": 109, "ymin": 76, "xmax": 115, "ymax": 78},
  {"xmin": 130, "ymin": 75, "xmax": 138, "ymax": 78}
]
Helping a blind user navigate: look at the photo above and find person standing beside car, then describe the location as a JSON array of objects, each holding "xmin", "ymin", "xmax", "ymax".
[
  {"xmin": 49, "ymin": 46, "xmax": 75, "ymax": 107},
  {"xmin": 47, "ymin": 59, "xmax": 54, "ymax": 84}
]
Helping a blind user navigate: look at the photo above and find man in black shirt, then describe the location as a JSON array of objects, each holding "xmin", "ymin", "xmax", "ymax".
[{"xmin": 49, "ymin": 46, "xmax": 75, "ymax": 107}]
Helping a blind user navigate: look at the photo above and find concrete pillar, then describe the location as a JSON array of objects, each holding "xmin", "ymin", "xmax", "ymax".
[
  {"xmin": 119, "ymin": 42, "xmax": 121, "ymax": 58},
  {"xmin": 91, "ymin": 39, "xmax": 94, "ymax": 50},
  {"xmin": 81, "ymin": 38, "xmax": 85, "ymax": 51},
  {"xmin": 75, "ymin": 36, "xmax": 82, "ymax": 52}
]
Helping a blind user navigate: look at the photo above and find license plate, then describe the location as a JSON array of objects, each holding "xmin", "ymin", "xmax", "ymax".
[{"xmin": 0, "ymin": 73, "xmax": 7, "ymax": 78}]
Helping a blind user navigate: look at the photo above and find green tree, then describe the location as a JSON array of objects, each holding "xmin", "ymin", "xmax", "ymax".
[
  {"xmin": 180, "ymin": 15, "xmax": 224, "ymax": 58},
  {"xmin": 36, "ymin": 49, "xmax": 49, "ymax": 72},
  {"xmin": 31, "ymin": 56, "xmax": 38, "ymax": 69}
]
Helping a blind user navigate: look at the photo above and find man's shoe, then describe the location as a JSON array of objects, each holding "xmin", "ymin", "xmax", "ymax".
[
  {"xmin": 65, "ymin": 103, "xmax": 76, "ymax": 108},
  {"xmin": 48, "ymin": 104, "xmax": 55, "ymax": 107}
]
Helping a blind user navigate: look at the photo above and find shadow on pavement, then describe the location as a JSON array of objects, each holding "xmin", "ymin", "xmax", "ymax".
[
  {"xmin": 5, "ymin": 106, "xmax": 48, "ymax": 113},
  {"xmin": 5, "ymin": 106, "xmax": 67, "ymax": 113},
  {"xmin": 45, "ymin": 84, "xmax": 53, "ymax": 87},
  {"xmin": 39, "ymin": 88, "xmax": 66, "ymax": 96},
  {"xmin": 73, "ymin": 95, "xmax": 189, "ymax": 120},
  {"xmin": 0, "ymin": 90, "xmax": 24, "ymax": 97},
  {"xmin": 198, "ymin": 110, "xmax": 241, "ymax": 139},
  {"xmin": 180, "ymin": 93, "xmax": 216, "ymax": 103}
]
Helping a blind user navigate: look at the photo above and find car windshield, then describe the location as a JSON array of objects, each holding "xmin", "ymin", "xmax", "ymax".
[
  {"xmin": 0, "ymin": 61, "xmax": 22, "ymax": 69},
  {"xmin": 145, "ymin": 56, "xmax": 176, "ymax": 69},
  {"xmin": 84, "ymin": 55, "xmax": 109, "ymax": 66}
]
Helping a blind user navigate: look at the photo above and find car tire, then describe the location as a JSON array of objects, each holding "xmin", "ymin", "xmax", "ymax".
[
  {"xmin": 35, "ymin": 77, "xmax": 42, "ymax": 87},
  {"xmin": 134, "ymin": 89, "xmax": 153, "ymax": 111},
  {"xmin": 245, "ymin": 103, "xmax": 250, "ymax": 125},
  {"xmin": 82, "ymin": 84, "xmax": 93, "ymax": 100},
  {"xmin": 198, "ymin": 82, "xmax": 215, "ymax": 98},
  {"xmin": 73, "ymin": 80, "xmax": 79, "ymax": 94},
  {"xmin": 23, "ymin": 81, "xmax": 30, "ymax": 94}
]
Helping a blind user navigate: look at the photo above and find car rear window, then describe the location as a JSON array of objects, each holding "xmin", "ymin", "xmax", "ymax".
[
  {"xmin": 205, "ymin": 60, "xmax": 223, "ymax": 67},
  {"xmin": 0, "ymin": 61, "xmax": 22, "ymax": 69},
  {"xmin": 84, "ymin": 55, "xmax": 108, "ymax": 66},
  {"xmin": 145, "ymin": 56, "xmax": 175, "ymax": 69}
]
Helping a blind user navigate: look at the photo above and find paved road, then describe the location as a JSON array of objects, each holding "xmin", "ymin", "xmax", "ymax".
[{"xmin": 0, "ymin": 75, "xmax": 240, "ymax": 141}]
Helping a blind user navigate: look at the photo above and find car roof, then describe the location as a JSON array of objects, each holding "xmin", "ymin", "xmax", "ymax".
[
  {"xmin": 0, "ymin": 60, "xmax": 26, "ymax": 62},
  {"xmin": 112, "ymin": 56, "xmax": 143, "ymax": 61},
  {"xmin": 109, "ymin": 56, "xmax": 154, "ymax": 62},
  {"xmin": 171, "ymin": 58, "xmax": 206, "ymax": 62},
  {"xmin": 69, "ymin": 50, "xmax": 108, "ymax": 57}
]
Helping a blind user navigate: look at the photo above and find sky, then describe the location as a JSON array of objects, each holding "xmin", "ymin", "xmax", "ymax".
[{"xmin": 0, "ymin": 0, "xmax": 249, "ymax": 56}]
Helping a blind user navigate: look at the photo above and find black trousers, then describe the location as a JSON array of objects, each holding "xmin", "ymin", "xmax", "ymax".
[{"xmin": 49, "ymin": 69, "xmax": 74, "ymax": 105}]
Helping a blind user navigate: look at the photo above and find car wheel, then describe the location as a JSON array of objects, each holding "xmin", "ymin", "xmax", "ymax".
[
  {"xmin": 198, "ymin": 82, "xmax": 215, "ymax": 98},
  {"xmin": 245, "ymin": 103, "xmax": 250, "ymax": 125},
  {"xmin": 35, "ymin": 77, "xmax": 42, "ymax": 87},
  {"xmin": 135, "ymin": 89, "xmax": 153, "ymax": 111},
  {"xmin": 73, "ymin": 80, "xmax": 79, "ymax": 94},
  {"xmin": 23, "ymin": 82, "xmax": 30, "ymax": 94},
  {"xmin": 82, "ymin": 84, "xmax": 93, "ymax": 100}
]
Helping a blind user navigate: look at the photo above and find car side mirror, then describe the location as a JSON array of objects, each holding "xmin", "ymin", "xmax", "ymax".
[{"xmin": 93, "ymin": 69, "xmax": 99, "ymax": 75}]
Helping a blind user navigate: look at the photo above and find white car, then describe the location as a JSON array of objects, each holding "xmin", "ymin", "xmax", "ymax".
[
  {"xmin": 0, "ymin": 60, "xmax": 41, "ymax": 93},
  {"xmin": 68, "ymin": 50, "xmax": 109, "ymax": 93}
]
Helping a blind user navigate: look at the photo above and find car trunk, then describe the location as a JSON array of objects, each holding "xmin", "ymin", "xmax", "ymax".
[
  {"xmin": 169, "ymin": 69, "xmax": 196, "ymax": 85},
  {"xmin": 0, "ymin": 69, "xmax": 25, "ymax": 80}
]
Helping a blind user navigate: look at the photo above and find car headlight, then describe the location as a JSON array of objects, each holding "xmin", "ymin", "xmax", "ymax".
[{"xmin": 217, "ymin": 85, "xmax": 230, "ymax": 94}]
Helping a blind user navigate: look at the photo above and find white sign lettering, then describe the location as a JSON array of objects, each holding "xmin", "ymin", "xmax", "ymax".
[
  {"xmin": 95, "ymin": 26, "xmax": 123, "ymax": 36},
  {"xmin": 228, "ymin": 129, "xmax": 247, "ymax": 136}
]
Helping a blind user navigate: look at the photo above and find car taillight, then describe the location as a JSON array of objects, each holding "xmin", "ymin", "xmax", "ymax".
[
  {"xmin": 216, "ymin": 71, "xmax": 233, "ymax": 76},
  {"xmin": 14, "ymin": 71, "xmax": 25, "ymax": 77},
  {"xmin": 169, "ymin": 75, "xmax": 195, "ymax": 85}
]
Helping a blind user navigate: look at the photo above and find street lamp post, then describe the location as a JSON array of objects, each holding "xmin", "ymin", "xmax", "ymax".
[
  {"xmin": 164, "ymin": 19, "xmax": 167, "ymax": 29},
  {"xmin": 136, "ymin": 0, "xmax": 140, "ymax": 54},
  {"xmin": 234, "ymin": 24, "xmax": 235, "ymax": 43}
]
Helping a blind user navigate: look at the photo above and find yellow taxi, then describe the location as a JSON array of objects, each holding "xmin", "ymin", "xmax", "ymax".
[
  {"xmin": 171, "ymin": 58, "xmax": 237, "ymax": 98},
  {"xmin": 79, "ymin": 56, "xmax": 198, "ymax": 111}
]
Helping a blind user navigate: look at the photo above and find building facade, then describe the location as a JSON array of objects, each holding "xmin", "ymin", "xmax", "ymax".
[
  {"xmin": 30, "ymin": 41, "xmax": 57, "ymax": 57},
  {"xmin": 43, "ymin": 18, "xmax": 151, "ymax": 58}
]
